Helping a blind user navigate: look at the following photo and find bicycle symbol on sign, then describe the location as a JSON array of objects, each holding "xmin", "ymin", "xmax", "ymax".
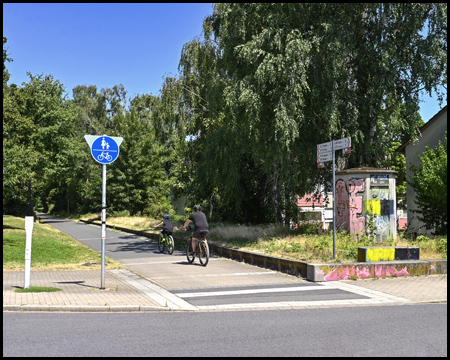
[{"xmin": 97, "ymin": 152, "xmax": 112, "ymax": 161}]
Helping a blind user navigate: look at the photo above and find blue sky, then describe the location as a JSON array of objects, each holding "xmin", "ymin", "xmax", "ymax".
[{"xmin": 3, "ymin": 3, "xmax": 446, "ymax": 122}]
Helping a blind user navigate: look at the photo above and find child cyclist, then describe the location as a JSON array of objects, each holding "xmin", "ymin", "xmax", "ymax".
[{"xmin": 155, "ymin": 214, "xmax": 173, "ymax": 240}]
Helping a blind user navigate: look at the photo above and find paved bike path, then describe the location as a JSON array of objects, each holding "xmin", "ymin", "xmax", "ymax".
[{"xmin": 7, "ymin": 213, "xmax": 440, "ymax": 312}]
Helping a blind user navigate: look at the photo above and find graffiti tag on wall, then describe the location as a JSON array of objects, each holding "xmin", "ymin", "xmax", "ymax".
[
  {"xmin": 320, "ymin": 265, "xmax": 410, "ymax": 281},
  {"xmin": 365, "ymin": 186, "xmax": 394, "ymax": 240},
  {"xmin": 335, "ymin": 178, "xmax": 365, "ymax": 234}
]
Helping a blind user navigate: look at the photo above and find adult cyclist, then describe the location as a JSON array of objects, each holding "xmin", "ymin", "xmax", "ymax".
[{"xmin": 182, "ymin": 205, "xmax": 209, "ymax": 256}]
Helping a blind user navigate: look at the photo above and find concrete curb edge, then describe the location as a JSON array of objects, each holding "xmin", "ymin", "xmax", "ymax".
[{"xmin": 79, "ymin": 220, "xmax": 447, "ymax": 282}]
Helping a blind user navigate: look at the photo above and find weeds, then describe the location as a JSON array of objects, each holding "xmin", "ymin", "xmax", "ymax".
[
  {"xmin": 408, "ymin": 235, "xmax": 447, "ymax": 260},
  {"xmin": 208, "ymin": 226, "xmax": 447, "ymax": 264},
  {"xmin": 47, "ymin": 213, "xmax": 448, "ymax": 264}
]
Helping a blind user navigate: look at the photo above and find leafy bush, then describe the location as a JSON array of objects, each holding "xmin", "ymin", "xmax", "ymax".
[
  {"xmin": 294, "ymin": 219, "xmax": 323, "ymax": 235},
  {"xmin": 407, "ymin": 135, "xmax": 447, "ymax": 236},
  {"xmin": 438, "ymin": 238, "xmax": 447, "ymax": 258}
]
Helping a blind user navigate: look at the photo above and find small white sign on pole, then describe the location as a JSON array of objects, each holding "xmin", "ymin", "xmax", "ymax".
[
  {"xmin": 333, "ymin": 137, "xmax": 351, "ymax": 150},
  {"xmin": 24, "ymin": 216, "xmax": 34, "ymax": 288},
  {"xmin": 317, "ymin": 152, "xmax": 333, "ymax": 163}
]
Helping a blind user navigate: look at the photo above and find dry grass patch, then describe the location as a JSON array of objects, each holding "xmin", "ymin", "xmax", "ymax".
[{"xmin": 67, "ymin": 215, "xmax": 449, "ymax": 263}]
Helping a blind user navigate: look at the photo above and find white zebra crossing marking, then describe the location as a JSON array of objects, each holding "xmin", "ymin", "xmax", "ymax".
[{"xmin": 176, "ymin": 285, "xmax": 335, "ymax": 298}]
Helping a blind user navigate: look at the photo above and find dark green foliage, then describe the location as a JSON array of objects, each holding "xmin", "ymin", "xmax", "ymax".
[
  {"xmin": 3, "ymin": 3, "xmax": 447, "ymax": 225},
  {"xmin": 172, "ymin": 3, "xmax": 446, "ymax": 224},
  {"xmin": 408, "ymin": 134, "xmax": 447, "ymax": 235}
]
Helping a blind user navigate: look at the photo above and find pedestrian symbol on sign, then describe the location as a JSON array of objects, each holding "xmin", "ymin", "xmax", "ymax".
[{"xmin": 101, "ymin": 138, "xmax": 110, "ymax": 150}]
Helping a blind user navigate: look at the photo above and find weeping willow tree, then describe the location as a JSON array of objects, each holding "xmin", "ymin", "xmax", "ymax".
[{"xmin": 161, "ymin": 4, "xmax": 448, "ymax": 224}]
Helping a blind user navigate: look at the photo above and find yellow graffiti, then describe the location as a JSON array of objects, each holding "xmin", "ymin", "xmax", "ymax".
[
  {"xmin": 364, "ymin": 199, "xmax": 380, "ymax": 216},
  {"xmin": 366, "ymin": 248, "xmax": 395, "ymax": 262}
]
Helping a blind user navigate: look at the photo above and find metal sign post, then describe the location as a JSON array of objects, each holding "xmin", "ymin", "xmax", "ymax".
[
  {"xmin": 85, "ymin": 135, "xmax": 123, "ymax": 289},
  {"xmin": 332, "ymin": 141, "xmax": 336, "ymax": 259},
  {"xmin": 101, "ymin": 164, "xmax": 107, "ymax": 289},
  {"xmin": 317, "ymin": 137, "xmax": 351, "ymax": 259}
]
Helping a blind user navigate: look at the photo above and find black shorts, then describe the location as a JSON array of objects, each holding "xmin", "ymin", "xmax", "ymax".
[
  {"xmin": 193, "ymin": 229, "xmax": 208, "ymax": 239},
  {"xmin": 161, "ymin": 229, "xmax": 172, "ymax": 235}
]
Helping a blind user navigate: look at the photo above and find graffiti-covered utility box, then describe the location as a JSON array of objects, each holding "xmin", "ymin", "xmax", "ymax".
[{"xmin": 334, "ymin": 168, "xmax": 397, "ymax": 242}]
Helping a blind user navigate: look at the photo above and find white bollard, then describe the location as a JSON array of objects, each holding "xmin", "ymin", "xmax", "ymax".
[{"xmin": 24, "ymin": 216, "xmax": 34, "ymax": 288}]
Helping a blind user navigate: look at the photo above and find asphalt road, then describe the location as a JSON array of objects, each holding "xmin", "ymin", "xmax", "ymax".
[{"xmin": 3, "ymin": 304, "xmax": 447, "ymax": 357}]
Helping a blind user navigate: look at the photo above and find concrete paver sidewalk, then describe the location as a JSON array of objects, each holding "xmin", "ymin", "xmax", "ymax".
[
  {"xmin": 3, "ymin": 269, "xmax": 170, "ymax": 312},
  {"xmin": 3, "ymin": 268, "xmax": 446, "ymax": 312},
  {"xmin": 3, "ymin": 213, "xmax": 446, "ymax": 312},
  {"xmin": 342, "ymin": 274, "xmax": 447, "ymax": 303}
]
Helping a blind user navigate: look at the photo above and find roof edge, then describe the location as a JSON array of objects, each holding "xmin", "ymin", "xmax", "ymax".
[{"xmin": 395, "ymin": 105, "xmax": 447, "ymax": 153}]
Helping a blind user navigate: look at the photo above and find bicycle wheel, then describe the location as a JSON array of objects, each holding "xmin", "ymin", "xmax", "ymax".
[
  {"xmin": 167, "ymin": 235, "xmax": 174, "ymax": 255},
  {"xmin": 158, "ymin": 236, "xmax": 165, "ymax": 253},
  {"xmin": 198, "ymin": 240, "xmax": 209, "ymax": 266},
  {"xmin": 186, "ymin": 239, "xmax": 195, "ymax": 263}
]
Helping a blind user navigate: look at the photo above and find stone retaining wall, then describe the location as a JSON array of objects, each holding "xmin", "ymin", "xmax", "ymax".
[{"xmin": 79, "ymin": 220, "xmax": 447, "ymax": 282}]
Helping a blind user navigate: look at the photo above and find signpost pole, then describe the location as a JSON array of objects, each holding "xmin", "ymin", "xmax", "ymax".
[
  {"xmin": 317, "ymin": 137, "xmax": 350, "ymax": 260},
  {"xmin": 332, "ymin": 142, "xmax": 336, "ymax": 259},
  {"xmin": 84, "ymin": 134, "xmax": 123, "ymax": 289},
  {"xmin": 101, "ymin": 164, "xmax": 106, "ymax": 289}
]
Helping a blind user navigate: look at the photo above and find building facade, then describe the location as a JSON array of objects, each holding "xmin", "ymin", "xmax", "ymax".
[{"xmin": 396, "ymin": 106, "xmax": 447, "ymax": 237}]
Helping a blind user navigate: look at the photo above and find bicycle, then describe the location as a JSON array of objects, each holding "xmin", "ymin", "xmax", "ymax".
[
  {"xmin": 158, "ymin": 231, "xmax": 174, "ymax": 255},
  {"xmin": 186, "ymin": 230, "xmax": 209, "ymax": 266},
  {"xmin": 97, "ymin": 152, "xmax": 112, "ymax": 161}
]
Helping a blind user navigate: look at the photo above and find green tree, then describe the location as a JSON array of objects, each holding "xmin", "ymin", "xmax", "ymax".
[
  {"xmin": 380, "ymin": 102, "xmax": 425, "ymax": 209},
  {"xmin": 3, "ymin": 72, "xmax": 79, "ymax": 215},
  {"xmin": 72, "ymin": 85, "xmax": 104, "ymax": 134},
  {"xmin": 407, "ymin": 134, "xmax": 447, "ymax": 235},
  {"xmin": 72, "ymin": 84, "xmax": 127, "ymax": 135},
  {"xmin": 175, "ymin": 3, "xmax": 447, "ymax": 223},
  {"xmin": 3, "ymin": 37, "xmax": 12, "ymax": 88},
  {"xmin": 119, "ymin": 111, "xmax": 171, "ymax": 215}
]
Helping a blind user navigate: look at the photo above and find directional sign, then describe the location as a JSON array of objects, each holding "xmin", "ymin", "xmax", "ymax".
[
  {"xmin": 317, "ymin": 141, "xmax": 332, "ymax": 154},
  {"xmin": 91, "ymin": 135, "xmax": 120, "ymax": 164},
  {"xmin": 317, "ymin": 151, "xmax": 333, "ymax": 163},
  {"xmin": 316, "ymin": 136, "xmax": 351, "ymax": 260},
  {"xmin": 333, "ymin": 137, "xmax": 351, "ymax": 151}
]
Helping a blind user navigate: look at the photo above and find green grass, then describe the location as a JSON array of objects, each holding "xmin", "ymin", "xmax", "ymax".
[
  {"xmin": 101, "ymin": 216, "xmax": 447, "ymax": 263},
  {"xmin": 14, "ymin": 286, "xmax": 62, "ymax": 293},
  {"xmin": 48, "ymin": 213, "xmax": 448, "ymax": 264},
  {"xmin": 3, "ymin": 215, "xmax": 123, "ymax": 271},
  {"xmin": 213, "ymin": 228, "xmax": 447, "ymax": 263}
]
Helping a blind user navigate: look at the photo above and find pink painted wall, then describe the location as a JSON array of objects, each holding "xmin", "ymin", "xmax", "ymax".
[{"xmin": 335, "ymin": 178, "xmax": 365, "ymax": 235}]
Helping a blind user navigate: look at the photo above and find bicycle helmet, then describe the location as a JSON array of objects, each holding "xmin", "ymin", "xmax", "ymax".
[
  {"xmin": 163, "ymin": 214, "xmax": 170, "ymax": 219},
  {"xmin": 193, "ymin": 205, "xmax": 201, "ymax": 211}
]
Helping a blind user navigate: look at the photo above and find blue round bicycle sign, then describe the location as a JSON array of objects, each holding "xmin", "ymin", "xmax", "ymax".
[{"xmin": 91, "ymin": 136, "xmax": 120, "ymax": 164}]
